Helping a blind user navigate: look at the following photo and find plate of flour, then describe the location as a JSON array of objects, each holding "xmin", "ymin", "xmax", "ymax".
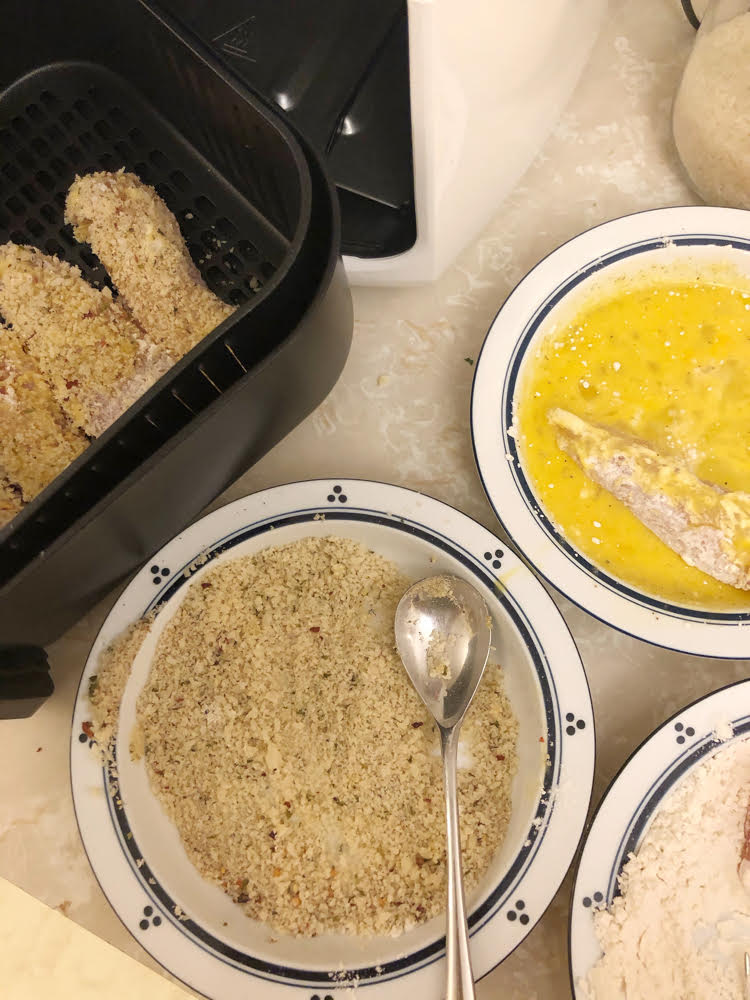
[{"xmin": 570, "ymin": 679, "xmax": 750, "ymax": 999}]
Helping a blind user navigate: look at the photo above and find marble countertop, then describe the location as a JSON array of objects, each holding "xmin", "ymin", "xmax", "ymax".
[{"xmin": 2, "ymin": 0, "xmax": 744, "ymax": 996}]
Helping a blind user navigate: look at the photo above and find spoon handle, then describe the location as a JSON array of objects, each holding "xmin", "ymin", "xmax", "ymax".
[{"xmin": 441, "ymin": 726, "xmax": 476, "ymax": 1000}]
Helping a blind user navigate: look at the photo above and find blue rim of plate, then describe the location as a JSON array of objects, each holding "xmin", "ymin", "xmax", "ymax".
[
  {"xmin": 470, "ymin": 207, "xmax": 750, "ymax": 656},
  {"xmin": 568, "ymin": 676, "xmax": 750, "ymax": 996},
  {"xmin": 70, "ymin": 479, "xmax": 594, "ymax": 999}
]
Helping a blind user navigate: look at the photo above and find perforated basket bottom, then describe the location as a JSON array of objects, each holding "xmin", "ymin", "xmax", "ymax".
[{"xmin": 0, "ymin": 61, "xmax": 287, "ymax": 307}]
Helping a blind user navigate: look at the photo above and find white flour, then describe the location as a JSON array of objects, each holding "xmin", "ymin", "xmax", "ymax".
[{"xmin": 581, "ymin": 739, "xmax": 750, "ymax": 999}]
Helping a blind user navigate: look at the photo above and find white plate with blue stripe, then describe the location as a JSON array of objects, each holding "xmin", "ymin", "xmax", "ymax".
[
  {"xmin": 569, "ymin": 678, "xmax": 750, "ymax": 996},
  {"xmin": 71, "ymin": 479, "xmax": 593, "ymax": 999},
  {"xmin": 471, "ymin": 206, "xmax": 750, "ymax": 657}
]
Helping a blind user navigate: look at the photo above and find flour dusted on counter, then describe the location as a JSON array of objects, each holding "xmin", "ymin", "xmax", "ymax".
[{"xmin": 581, "ymin": 738, "xmax": 750, "ymax": 1000}]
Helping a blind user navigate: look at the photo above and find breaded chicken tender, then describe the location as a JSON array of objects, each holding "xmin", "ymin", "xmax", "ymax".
[
  {"xmin": 0, "ymin": 478, "xmax": 22, "ymax": 529},
  {"xmin": 0, "ymin": 243, "xmax": 172, "ymax": 437},
  {"xmin": 0, "ymin": 325, "xmax": 87, "ymax": 502},
  {"xmin": 66, "ymin": 170, "xmax": 235, "ymax": 358}
]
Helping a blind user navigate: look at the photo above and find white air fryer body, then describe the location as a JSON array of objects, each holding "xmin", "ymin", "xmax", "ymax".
[{"xmin": 344, "ymin": 0, "xmax": 607, "ymax": 285}]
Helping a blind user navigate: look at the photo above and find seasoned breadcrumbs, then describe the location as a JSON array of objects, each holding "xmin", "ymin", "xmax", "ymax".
[
  {"xmin": 89, "ymin": 618, "xmax": 154, "ymax": 760},
  {"xmin": 91, "ymin": 537, "xmax": 518, "ymax": 937}
]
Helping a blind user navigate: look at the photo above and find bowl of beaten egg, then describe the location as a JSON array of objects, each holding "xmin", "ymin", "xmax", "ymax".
[{"xmin": 472, "ymin": 207, "xmax": 750, "ymax": 657}]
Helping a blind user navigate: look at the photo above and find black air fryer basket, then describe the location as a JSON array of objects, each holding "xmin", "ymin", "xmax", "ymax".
[{"xmin": 0, "ymin": 0, "xmax": 353, "ymax": 715}]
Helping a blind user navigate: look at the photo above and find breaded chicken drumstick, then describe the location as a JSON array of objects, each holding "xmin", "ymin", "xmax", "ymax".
[
  {"xmin": 549, "ymin": 407, "xmax": 750, "ymax": 590},
  {"xmin": 66, "ymin": 170, "xmax": 235, "ymax": 359},
  {"xmin": 0, "ymin": 243, "xmax": 172, "ymax": 437}
]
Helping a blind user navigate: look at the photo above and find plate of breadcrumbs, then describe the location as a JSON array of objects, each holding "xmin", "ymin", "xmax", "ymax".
[{"xmin": 71, "ymin": 479, "xmax": 594, "ymax": 999}]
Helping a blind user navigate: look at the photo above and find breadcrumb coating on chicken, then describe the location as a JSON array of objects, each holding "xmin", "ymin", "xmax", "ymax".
[
  {"xmin": 66, "ymin": 170, "xmax": 235, "ymax": 358},
  {"xmin": 0, "ymin": 243, "xmax": 172, "ymax": 437},
  {"xmin": 0, "ymin": 324, "xmax": 87, "ymax": 503}
]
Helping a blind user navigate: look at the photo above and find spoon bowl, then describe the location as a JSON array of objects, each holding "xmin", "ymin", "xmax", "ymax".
[{"xmin": 395, "ymin": 574, "xmax": 492, "ymax": 728}]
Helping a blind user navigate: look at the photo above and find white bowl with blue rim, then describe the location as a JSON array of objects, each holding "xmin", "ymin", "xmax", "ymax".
[
  {"xmin": 471, "ymin": 206, "xmax": 750, "ymax": 658},
  {"xmin": 569, "ymin": 678, "xmax": 750, "ymax": 995},
  {"xmin": 71, "ymin": 479, "xmax": 594, "ymax": 1000}
]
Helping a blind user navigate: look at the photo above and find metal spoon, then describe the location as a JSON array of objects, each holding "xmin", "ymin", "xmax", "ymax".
[{"xmin": 395, "ymin": 574, "xmax": 492, "ymax": 1000}]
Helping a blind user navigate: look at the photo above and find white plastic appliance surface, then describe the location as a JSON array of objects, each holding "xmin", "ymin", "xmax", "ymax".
[{"xmin": 344, "ymin": 0, "xmax": 607, "ymax": 286}]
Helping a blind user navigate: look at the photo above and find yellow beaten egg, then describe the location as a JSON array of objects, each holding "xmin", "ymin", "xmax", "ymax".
[{"xmin": 516, "ymin": 279, "xmax": 750, "ymax": 610}]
